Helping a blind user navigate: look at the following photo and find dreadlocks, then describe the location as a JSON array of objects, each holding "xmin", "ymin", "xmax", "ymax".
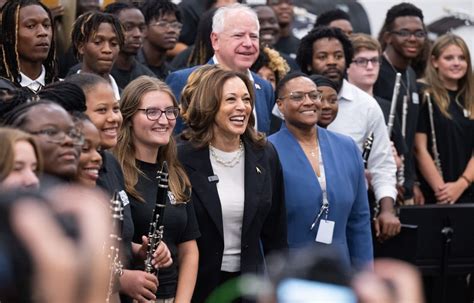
[
  {"xmin": 71, "ymin": 11, "xmax": 125, "ymax": 61},
  {"xmin": 0, "ymin": 0, "xmax": 57, "ymax": 85}
]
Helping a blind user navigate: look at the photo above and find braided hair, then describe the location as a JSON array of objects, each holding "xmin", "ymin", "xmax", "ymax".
[
  {"xmin": 71, "ymin": 11, "xmax": 125, "ymax": 61},
  {"xmin": 0, "ymin": 0, "xmax": 57, "ymax": 85}
]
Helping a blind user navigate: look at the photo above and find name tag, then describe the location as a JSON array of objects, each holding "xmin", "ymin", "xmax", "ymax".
[
  {"xmin": 118, "ymin": 190, "xmax": 130, "ymax": 206},
  {"xmin": 316, "ymin": 220, "xmax": 334, "ymax": 244},
  {"xmin": 412, "ymin": 92, "xmax": 419, "ymax": 104}
]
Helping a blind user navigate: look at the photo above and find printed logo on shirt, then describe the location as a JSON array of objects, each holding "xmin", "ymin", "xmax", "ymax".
[
  {"xmin": 412, "ymin": 92, "xmax": 419, "ymax": 104},
  {"xmin": 118, "ymin": 190, "xmax": 130, "ymax": 206}
]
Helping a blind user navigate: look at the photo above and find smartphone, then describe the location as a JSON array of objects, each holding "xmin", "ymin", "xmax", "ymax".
[{"xmin": 276, "ymin": 278, "xmax": 357, "ymax": 303}]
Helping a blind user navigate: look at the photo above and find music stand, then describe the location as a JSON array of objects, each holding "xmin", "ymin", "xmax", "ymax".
[{"xmin": 397, "ymin": 204, "xmax": 474, "ymax": 303}]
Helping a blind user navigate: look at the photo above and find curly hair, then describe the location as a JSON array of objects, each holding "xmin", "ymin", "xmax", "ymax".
[
  {"xmin": 140, "ymin": 0, "xmax": 181, "ymax": 24},
  {"xmin": 296, "ymin": 26, "xmax": 353, "ymax": 75},
  {"xmin": 315, "ymin": 9, "xmax": 351, "ymax": 27},
  {"xmin": 251, "ymin": 47, "xmax": 290, "ymax": 84}
]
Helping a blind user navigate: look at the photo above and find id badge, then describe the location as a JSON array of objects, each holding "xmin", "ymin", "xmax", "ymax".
[
  {"xmin": 315, "ymin": 220, "xmax": 334, "ymax": 244},
  {"xmin": 412, "ymin": 92, "xmax": 419, "ymax": 104}
]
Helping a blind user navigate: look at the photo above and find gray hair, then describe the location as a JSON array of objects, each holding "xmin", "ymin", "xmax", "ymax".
[{"xmin": 212, "ymin": 3, "xmax": 260, "ymax": 34}]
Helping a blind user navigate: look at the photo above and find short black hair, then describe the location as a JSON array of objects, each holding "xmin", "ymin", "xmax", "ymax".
[
  {"xmin": 378, "ymin": 2, "xmax": 424, "ymax": 48},
  {"xmin": 275, "ymin": 72, "xmax": 311, "ymax": 99},
  {"xmin": 65, "ymin": 72, "xmax": 110, "ymax": 94},
  {"xmin": 140, "ymin": 0, "xmax": 181, "ymax": 24},
  {"xmin": 315, "ymin": 9, "xmax": 351, "ymax": 27},
  {"xmin": 296, "ymin": 26, "xmax": 353, "ymax": 75},
  {"xmin": 104, "ymin": 2, "xmax": 137, "ymax": 15}
]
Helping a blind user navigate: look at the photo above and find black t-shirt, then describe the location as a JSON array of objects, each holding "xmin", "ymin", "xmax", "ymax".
[
  {"xmin": 416, "ymin": 90, "xmax": 474, "ymax": 203},
  {"xmin": 136, "ymin": 49, "xmax": 174, "ymax": 81},
  {"xmin": 129, "ymin": 160, "xmax": 200, "ymax": 299},
  {"xmin": 274, "ymin": 34, "xmax": 300, "ymax": 59},
  {"xmin": 110, "ymin": 59, "xmax": 156, "ymax": 89},
  {"xmin": 374, "ymin": 57, "xmax": 419, "ymax": 196},
  {"xmin": 96, "ymin": 151, "xmax": 134, "ymax": 267}
]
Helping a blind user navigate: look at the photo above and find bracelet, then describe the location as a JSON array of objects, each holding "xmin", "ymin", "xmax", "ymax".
[{"xmin": 460, "ymin": 175, "xmax": 472, "ymax": 186}]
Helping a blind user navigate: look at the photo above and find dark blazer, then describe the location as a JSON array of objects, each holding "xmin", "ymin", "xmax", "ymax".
[
  {"xmin": 178, "ymin": 138, "xmax": 288, "ymax": 303},
  {"xmin": 165, "ymin": 59, "xmax": 275, "ymax": 134}
]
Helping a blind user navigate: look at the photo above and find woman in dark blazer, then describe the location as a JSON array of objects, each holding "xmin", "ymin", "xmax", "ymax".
[{"xmin": 178, "ymin": 66, "xmax": 288, "ymax": 303}]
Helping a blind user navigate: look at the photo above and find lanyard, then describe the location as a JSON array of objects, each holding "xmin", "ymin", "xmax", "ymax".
[{"xmin": 310, "ymin": 142, "xmax": 329, "ymax": 230}]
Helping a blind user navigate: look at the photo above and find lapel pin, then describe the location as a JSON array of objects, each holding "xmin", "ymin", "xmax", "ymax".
[
  {"xmin": 255, "ymin": 83, "xmax": 261, "ymax": 90},
  {"xmin": 256, "ymin": 167, "xmax": 261, "ymax": 174}
]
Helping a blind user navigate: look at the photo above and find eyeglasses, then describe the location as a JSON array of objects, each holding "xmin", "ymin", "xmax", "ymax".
[
  {"xmin": 30, "ymin": 127, "xmax": 84, "ymax": 146},
  {"xmin": 390, "ymin": 30, "xmax": 426, "ymax": 39},
  {"xmin": 352, "ymin": 57, "xmax": 381, "ymax": 68},
  {"xmin": 279, "ymin": 90, "xmax": 322, "ymax": 103},
  {"xmin": 150, "ymin": 21, "xmax": 183, "ymax": 30},
  {"xmin": 137, "ymin": 107, "xmax": 179, "ymax": 121}
]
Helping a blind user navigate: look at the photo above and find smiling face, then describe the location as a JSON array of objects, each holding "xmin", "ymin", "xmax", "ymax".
[
  {"xmin": 213, "ymin": 76, "xmax": 253, "ymax": 142},
  {"xmin": 211, "ymin": 11, "xmax": 260, "ymax": 73},
  {"xmin": 1, "ymin": 140, "xmax": 39, "ymax": 190},
  {"xmin": 255, "ymin": 6, "xmax": 280, "ymax": 47},
  {"xmin": 277, "ymin": 76, "xmax": 321, "ymax": 130},
  {"xmin": 386, "ymin": 16, "xmax": 425, "ymax": 60},
  {"xmin": 78, "ymin": 22, "xmax": 120, "ymax": 76},
  {"xmin": 131, "ymin": 90, "xmax": 176, "ymax": 153},
  {"xmin": 23, "ymin": 104, "xmax": 80, "ymax": 179},
  {"xmin": 317, "ymin": 85, "xmax": 338, "ymax": 128},
  {"xmin": 311, "ymin": 38, "xmax": 346, "ymax": 84},
  {"xmin": 84, "ymin": 82, "xmax": 123, "ymax": 149},
  {"xmin": 432, "ymin": 44, "xmax": 468, "ymax": 86},
  {"xmin": 17, "ymin": 4, "xmax": 53, "ymax": 66},
  {"xmin": 76, "ymin": 120, "xmax": 102, "ymax": 187}
]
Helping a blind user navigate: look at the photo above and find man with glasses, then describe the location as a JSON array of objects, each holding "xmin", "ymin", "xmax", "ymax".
[
  {"xmin": 297, "ymin": 26, "xmax": 400, "ymax": 241},
  {"xmin": 137, "ymin": 0, "xmax": 181, "ymax": 80},
  {"xmin": 374, "ymin": 3, "xmax": 426, "ymax": 205}
]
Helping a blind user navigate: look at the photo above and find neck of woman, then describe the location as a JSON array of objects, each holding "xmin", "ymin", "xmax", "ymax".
[
  {"xmin": 135, "ymin": 144, "xmax": 159, "ymax": 164},
  {"xmin": 287, "ymin": 122, "xmax": 318, "ymax": 145},
  {"xmin": 210, "ymin": 134, "xmax": 241, "ymax": 152},
  {"xmin": 442, "ymin": 77, "xmax": 459, "ymax": 91}
]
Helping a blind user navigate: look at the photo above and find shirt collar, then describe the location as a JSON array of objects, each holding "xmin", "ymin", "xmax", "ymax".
[
  {"xmin": 338, "ymin": 79, "xmax": 355, "ymax": 102},
  {"xmin": 20, "ymin": 66, "xmax": 46, "ymax": 92},
  {"xmin": 212, "ymin": 55, "xmax": 254, "ymax": 82}
]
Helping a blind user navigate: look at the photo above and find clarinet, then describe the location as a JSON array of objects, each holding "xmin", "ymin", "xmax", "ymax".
[
  {"xmin": 362, "ymin": 132, "xmax": 374, "ymax": 169},
  {"xmin": 144, "ymin": 161, "xmax": 169, "ymax": 274},
  {"xmin": 106, "ymin": 192, "xmax": 124, "ymax": 303},
  {"xmin": 426, "ymin": 93, "xmax": 443, "ymax": 175},
  {"xmin": 387, "ymin": 72, "xmax": 402, "ymax": 135}
]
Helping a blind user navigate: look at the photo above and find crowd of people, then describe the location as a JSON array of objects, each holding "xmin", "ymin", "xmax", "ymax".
[{"xmin": 0, "ymin": 0, "xmax": 472, "ymax": 302}]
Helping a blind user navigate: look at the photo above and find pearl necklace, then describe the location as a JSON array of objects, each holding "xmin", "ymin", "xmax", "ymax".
[{"xmin": 209, "ymin": 140, "xmax": 244, "ymax": 167}]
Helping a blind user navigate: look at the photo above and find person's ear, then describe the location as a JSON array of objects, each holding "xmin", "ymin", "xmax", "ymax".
[
  {"xmin": 431, "ymin": 55, "xmax": 438, "ymax": 69},
  {"xmin": 210, "ymin": 32, "xmax": 219, "ymax": 52},
  {"xmin": 383, "ymin": 31, "xmax": 391, "ymax": 46},
  {"xmin": 77, "ymin": 42, "xmax": 85, "ymax": 57}
]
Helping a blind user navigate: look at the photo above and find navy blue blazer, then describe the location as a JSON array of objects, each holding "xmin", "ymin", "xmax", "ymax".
[
  {"xmin": 165, "ymin": 59, "xmax": 274, "ymax": 134},
  {"xmin": 178, "ymin": 138, "xmax": 288, "ymax": 302}
]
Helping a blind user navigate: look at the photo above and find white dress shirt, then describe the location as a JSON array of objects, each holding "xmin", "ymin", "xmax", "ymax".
[
  {"xmin": 328, "ymin": 79, "xmax": 397, "ymax": 202},
  {"xmin": 20, "ymin": 66, "xmax": 46, "ymax": 92}
]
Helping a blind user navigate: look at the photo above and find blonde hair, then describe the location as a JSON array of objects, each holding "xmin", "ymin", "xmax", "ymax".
[
  {"xmin": 0, "ymin": 127, "xmax": 42, "ymax": 182},
  {"xmin": 421, "ymin": 34, "xmax": 473, "ymax": 119},
  {"xmin": 113, "ymin": 76, "xmax": 191, "ymax": 203}
]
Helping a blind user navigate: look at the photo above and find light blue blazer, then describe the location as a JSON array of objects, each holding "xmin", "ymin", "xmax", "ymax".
[{"xmin": 268, "ymin": 124, "xmax": 373, "ymax": 269}]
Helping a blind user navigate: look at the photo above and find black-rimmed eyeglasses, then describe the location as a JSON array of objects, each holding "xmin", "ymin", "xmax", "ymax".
[
  {"xmin": 390, "ymin": 30, "xmax": 426, "ymax": 39},
  {"xmin": 137, "ymin": 107, "xmax": 179, "ymax": 121},
  {"xmin": 352, "ymin": 57, "xmax": 381, "ymax": 68}
]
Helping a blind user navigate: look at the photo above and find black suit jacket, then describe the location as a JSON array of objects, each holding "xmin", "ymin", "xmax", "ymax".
[{"xmin": 178, "ymin": 138, "xmax": 288, "ymax": 303}]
